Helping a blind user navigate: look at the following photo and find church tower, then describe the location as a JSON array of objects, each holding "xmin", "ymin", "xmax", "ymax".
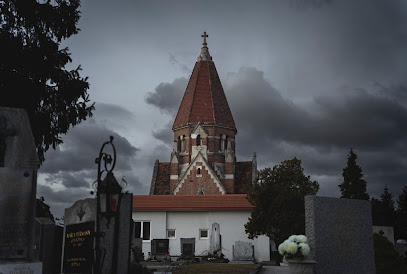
[{"xmin": 150, "ymin": 32, "xmax": 256, "ymax": 195}]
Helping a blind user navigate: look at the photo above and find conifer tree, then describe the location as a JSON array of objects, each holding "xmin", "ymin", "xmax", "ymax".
[
  {"xmin": 396, "ymin": 186, "xmax": 407, "ymax": 240},
  {"xmin": 339, "ymin": 149, "xmax": 370, "ymax": 200},
  {"xmin": 372, "ymin": 185, "xmax": 395, "ymax": 226}
]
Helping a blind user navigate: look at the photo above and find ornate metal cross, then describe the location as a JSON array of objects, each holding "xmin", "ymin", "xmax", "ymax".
[{"xmin": 201, "ymin": 31, "xmax": 208, "ymax": 44}]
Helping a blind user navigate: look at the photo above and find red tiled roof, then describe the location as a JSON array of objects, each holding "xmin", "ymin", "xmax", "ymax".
[
  {"xmin": 133, "ymin": 194, "xmax": 253, "ymax": 211},
  {"xmin": 234, "ymin": 162, "xmax": 253, "ymax": 194},
  {"xmin": 172, "ymin": 61, "xmax": 236, "ymax": 130},
  {"xmin": 152, "ymin": 162, "xmax": 171, "ymax": 195}
]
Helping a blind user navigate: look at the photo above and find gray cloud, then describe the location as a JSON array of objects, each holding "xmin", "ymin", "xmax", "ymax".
[
  {"xmin": 145, "ymin": 78, "xmax": 188, "ymax": 115},
  {"xmin": 37, "ymin": 103, "xmax": 146, "ymax": 218},
  {"xmin": 145, "ymin": 66, "xmax": 407, "ymax": 200}
]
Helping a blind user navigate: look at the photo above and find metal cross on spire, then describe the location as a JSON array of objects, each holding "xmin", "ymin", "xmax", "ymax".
[{"xmin": 201, "ymin": 31, "xmax": 208, "ymax": 44}]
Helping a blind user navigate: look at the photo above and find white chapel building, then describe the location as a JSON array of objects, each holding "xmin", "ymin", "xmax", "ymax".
[{"xmin": 132, "ymin": 32, "xmax": 270, "ymax": 261}]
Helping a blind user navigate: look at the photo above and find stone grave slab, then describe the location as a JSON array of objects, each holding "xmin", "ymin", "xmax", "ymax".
[
  {"xmin": 0, "ymin": 107, "xmax": 41, "ymax": 272},
  {"xmin": 61, "ymin": 198, "xmax": 96, "ymax": 274},
  {"xmin": 233, "ymin": 241, "xmax": 254, "ymax": 261},
  {"xmin": 305, "ymin": 195, "xmax": 375, "ymax": 274}
]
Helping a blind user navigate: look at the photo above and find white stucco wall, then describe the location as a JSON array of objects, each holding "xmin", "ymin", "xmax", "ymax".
[
  {"xmin": 373, "ymin": 225, "xmax": 395, "ymax": 244},
  {"xmin": 133, "ymin": 211, "xmax": 167, "ymax": 257},
  {"xmin": 132, "ymin": 210, "xmax": 270, "ymax": 261}
]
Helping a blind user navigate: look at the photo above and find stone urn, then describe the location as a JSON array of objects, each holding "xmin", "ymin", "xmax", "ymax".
[{"xmin": 286, "ymin": 259, "xmax": 317, "ymax": 274}]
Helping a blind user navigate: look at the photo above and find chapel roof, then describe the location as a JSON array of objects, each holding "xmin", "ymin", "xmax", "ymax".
[
  {"xmin": 149, "ymin": 160, "xmax": 253, "ymax": 195},
  {"xmin": 172, "ymin": 34, "xmax": 235, "ymax": 130},
  {"xmin": 133, "ymin": 194, "xmax": 253, "ymax": 211}
]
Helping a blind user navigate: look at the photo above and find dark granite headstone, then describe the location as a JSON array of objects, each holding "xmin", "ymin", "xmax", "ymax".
[
  {"xmin": 151, "ymin": 239, "xmax": 169, "ymax": 255},
  {"xmin": 181, "ymin": 238, "xmax": 195, "ymax": 255},
  {"xmin": 305, "ymin": 195, "xmax": 376, "ymax": 274},
  {"xmin": 35, "ymin": 217, "xmax": 56, "ymax": 274},
  {"xmin": 0, "ymin": 107, "xmax": 41, "ymax": 273},
  {"xmin": 61, "ymin": 198, "xmax": 96, "ymax": 274},
  {"xmin": 97, "ymin": 193, "xmax": 132, "ymax": 274},
  {"xmin": 62, "ymin": 221, "xmax": 95, "ymax": 273}
]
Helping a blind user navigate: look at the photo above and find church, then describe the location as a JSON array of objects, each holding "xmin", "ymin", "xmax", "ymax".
[
  {"xmin": 149, "ymin": 31, "xmax": 256, "ymax": 195},
  {"xmin": 132, "ymin": 33, "xmax": 269, "ymax": 262}
]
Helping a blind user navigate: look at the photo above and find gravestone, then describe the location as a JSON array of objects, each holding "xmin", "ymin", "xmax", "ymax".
[
  {"xmin": 130, "ymin": 238, "xmax": 143, "ymax": 262},
  {"xmin": 0, "ymin": 107, "xmax": 41, "ymax": 273},
  {"xmin": 373, "ymin": 225, "xmax": 394, "ymax": 244},
  {"xmin": 209, "ymin": 222, "xmax": 221, "ymax": 256},
  {"xmin": 35, "ymin": 217, "xmax": 56, "ymax": 274},
  {"xmin": 305, "ymin": 195, "xmax": 375, "ymax": 274},
  {"xmin": 233, "ymin": 241, "xmax": 254, "ymax": 261},
  {"xmin": 180, "ymin": 238, "xmax": 195, "ymax": 255},
  {"xmin": 61, "ymin": 198, "xmax": 96, "ymax": 274},
  {"xmin": 151, "ymin": 239, "xmax": 169, "ymax": 255},
  {"xmin": 395, "ymin": 239, "xmax": 407, "ymax": 258},
  {"xmin": 96, "ymin": 192, "xmax": 132, "ymax": 274}
]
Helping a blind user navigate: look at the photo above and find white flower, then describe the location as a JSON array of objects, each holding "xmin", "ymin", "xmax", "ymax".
[
  {"xmin": 297, "ymin": 235, "xmax": 307, "ymax": 243},
  {"xmin": 299, "ymin": 243, "xmax": 310, "ymax": 256},
  {"xmin": 286, "ymin": 242, "xmax": 298, "ymax": 254},
  {"xmin": 288, "ymin": 235, "xmax": 298, "ymax": 242},
  {"xmin": 278, "ymin": 243, "xmax": 285, "ymax": 255}
]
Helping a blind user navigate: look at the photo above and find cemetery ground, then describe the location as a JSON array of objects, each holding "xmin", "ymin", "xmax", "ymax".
[
  {"xmin": 171, "ymin": 263, "xmax": 260, "ymax": 273},
  {"xmin": 141, "ymin": 262, "xmax": 261, "ymax": 274}
]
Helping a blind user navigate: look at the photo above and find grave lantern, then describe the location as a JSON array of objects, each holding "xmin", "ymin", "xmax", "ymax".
[
  {"xmin": 94, "ymin": 136, "xmax": 124, "ymax": 217},
  {"xmin": 98, "ymin": 171, "xmax": 122, "ymax": 215}
]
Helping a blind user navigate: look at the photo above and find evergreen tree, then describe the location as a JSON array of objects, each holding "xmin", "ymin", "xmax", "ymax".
[
  {"xmin": 0, "ymin": 0, "xmax": 94, "ymax": 164},
  {"xmin": 245, "ymin": 158, "xmax": 319, "ymax": 265},
  {"xmin": 372, "ymin": 185, "xmax": 395, "ymax": 226},
  {"xmin": 395, "ymin": 186, "xmax": 407, "ymax": 240},
  {"xmin": 339, "ymin": 149, "xmax": 370, "ymax": 200}
]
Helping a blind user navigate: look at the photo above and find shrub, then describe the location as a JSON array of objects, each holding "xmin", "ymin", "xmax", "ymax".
[{"xmin": 374, "ymin": 233, "xmax": 407, "ymax": 273}]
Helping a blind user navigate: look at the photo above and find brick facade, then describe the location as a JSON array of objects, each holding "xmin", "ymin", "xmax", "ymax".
[{"xmin": 150, "ymin": 41, "xmax": 256, "ymax": 195}]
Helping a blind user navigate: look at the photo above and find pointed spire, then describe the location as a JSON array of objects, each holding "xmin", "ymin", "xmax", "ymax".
[{"xmin": 197, "ymin": 31, "xmax": 212, "ymax": 61}]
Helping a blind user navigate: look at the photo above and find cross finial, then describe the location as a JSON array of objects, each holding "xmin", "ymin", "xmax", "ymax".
[{"xmin": 201, "ymin": 31, "xmax": 208, "ymax": 44}]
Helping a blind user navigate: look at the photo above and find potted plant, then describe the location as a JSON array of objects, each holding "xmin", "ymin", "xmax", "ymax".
[
  {"xmin": 278, "ymin": 235, "xmax": 310, "ymax": 261},
  {"xmin": 278, "ymin": 235, "xmax": 316, "ymax": 273}
]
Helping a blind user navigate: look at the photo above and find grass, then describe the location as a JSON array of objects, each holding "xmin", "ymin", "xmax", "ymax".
[{"xmin": 172, "ymin": 263, "xmax": 259, "ymax": 274}]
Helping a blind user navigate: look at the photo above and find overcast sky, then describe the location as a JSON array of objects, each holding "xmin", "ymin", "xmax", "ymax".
[{"xmin": 37, "ymin": 0, "xmax": 407, "ymax": 218}]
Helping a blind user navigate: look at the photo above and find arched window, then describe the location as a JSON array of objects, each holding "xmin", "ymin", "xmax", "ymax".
[
  {"xmin": 177, "ymin": 136, "xmax": 181, "ymax": 152},
  {"xmin": 198, "ymin": 188, "xmax": 205, "ymax": 195},
  {"xmin": 219, "ymin": 135, "xmax": 223, "ymax": 151},
  {"xmin": 197, "ymin": 168, "xmax": 201, "ymax": 174},
  {"xmin": 181, "ymin": 135, "xmax": 186, "ymax": 152},
  {"xmin": 196, "ymin": 134, "xmax": 201, "ymax": 146},
  {"xmin": 224, "ymin": 136, "xmax": 228, "ymax": 151}
]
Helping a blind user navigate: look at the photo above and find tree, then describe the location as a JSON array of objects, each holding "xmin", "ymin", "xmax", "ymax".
[
  {"xmin": 395, "ymin": 186, "xmax": 407, "ymax": 240},
  {"xmin": 339, "ymin": 149, "xmax": 370, "ymax": 200},
  {"xmin": 36, "ymin": 196, "xmax": 54, "ymax": 222},
  {"xmin": 372, "ymin": 185, "xmax": 395, "ymax": 226},
  {"xmin": 0, "ymin": 0, "xmax": 94, "ymax": 164},
  {"xmin": 245, "ymin": 158, "xmax": 319, "ymax": 264}
]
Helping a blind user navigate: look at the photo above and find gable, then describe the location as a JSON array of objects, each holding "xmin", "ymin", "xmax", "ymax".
[{"xmin": 172, "ymin": 152, "xmax": 226, "ymax": 195}]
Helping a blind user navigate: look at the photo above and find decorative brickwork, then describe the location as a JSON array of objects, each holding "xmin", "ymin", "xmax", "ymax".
[{"xmin": 149, "ymin": 37, "xmax": 255, "ymax": 196}]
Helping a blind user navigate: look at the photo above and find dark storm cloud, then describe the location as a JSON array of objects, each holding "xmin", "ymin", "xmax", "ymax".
[
  {"xmin": 37, "ymin": 103, "xmax": 146, "ymax": 217},
  {"xmin": 145, "ymin": 78, "xmax": 188, "ymax": 115},
  {"xmin": 152, "ymin": 121, "xmax": 173, "ymax": 146},
  {"xmin": 145, "ymin": 66, "xmax": 407, "ymax": 199},
  {"xmin": 40, "ymin": 123, "xmax": 138, "ymax": 174},
  {"xmin": 225, "ymin": 67, "xmax": 407, "ymax": 153}
]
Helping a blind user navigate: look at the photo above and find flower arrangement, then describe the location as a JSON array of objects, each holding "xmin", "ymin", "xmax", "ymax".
[{"xmin": 278, "ymin": 235, "xmax": 311, "ymax": 261}]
